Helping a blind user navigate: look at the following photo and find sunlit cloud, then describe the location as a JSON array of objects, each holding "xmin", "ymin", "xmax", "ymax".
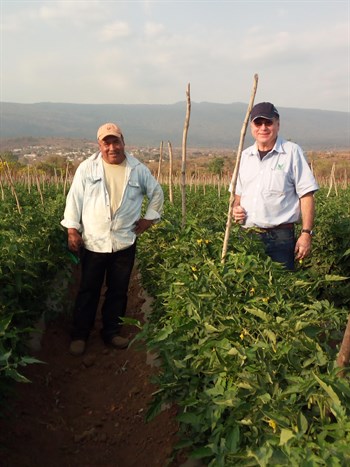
[
  {"xmin": 99, "ymin": 22, "xmax": 131, "ymax": 41},
  {"xmin": 144, "ymin": 22, "xmax": 166, "ymax": 37},
  {"xmin": 1, "ymin": 1, "xmax": 348, "ymax": 110},
  {"xmin": 37, "ymin": 0, "xmax": 101, "ymax": 27}
]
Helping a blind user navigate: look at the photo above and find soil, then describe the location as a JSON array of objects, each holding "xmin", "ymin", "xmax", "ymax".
[{"xmin": 0, "ymin": 265, "xmax": 189, "ymax": 467}]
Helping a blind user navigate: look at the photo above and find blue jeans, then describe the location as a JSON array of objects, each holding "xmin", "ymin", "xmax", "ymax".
[
  {"xmin": 258, "ymin": 228, "xmax": 296, "ymax": 271},
  {"xmin": 71, "ymin": 243, "xmax": 136, "ymax": 342}
]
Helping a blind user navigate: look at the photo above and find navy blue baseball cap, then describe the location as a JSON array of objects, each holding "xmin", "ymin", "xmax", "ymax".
[{"xmin": 250, "ymin": 102, "xmax": 279, "ymax": 122}]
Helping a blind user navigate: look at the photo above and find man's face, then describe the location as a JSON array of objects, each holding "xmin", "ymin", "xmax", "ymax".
[
  {"xmin": 250, "ymin": 118, "xmax": 280, "ymax": 150},
  {"xmin": 98, "ymin": 135, "xmax": 126, "ymax": 164}
]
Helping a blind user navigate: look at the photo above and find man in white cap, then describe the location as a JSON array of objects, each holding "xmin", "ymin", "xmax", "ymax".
[
  {"xmin": 232, "ymin": 102, "xmax": 319, "ymax": 270},
  {"xmin": 61, "ymin": 123, "xmax": 164, "ymax": 356}
]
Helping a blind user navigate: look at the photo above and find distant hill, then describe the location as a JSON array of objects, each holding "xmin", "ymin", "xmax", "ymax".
[{"xmin": 0, "ymin": 101, "xmax": 349, "ymax": 150}]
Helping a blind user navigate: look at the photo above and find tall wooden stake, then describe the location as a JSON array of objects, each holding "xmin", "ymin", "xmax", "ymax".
[
  {"xmin": 2, "ymin": 159, "xmax": 22, "ymax": 214},
  {"xmin": 336, "ymin": 314, "xmax": 350, "ymax": 377},
  {"xmin": 181, "ymin": 83, "xmax": 191, "ymax": 229},
  {"xmin": 221, "ymin": 74, "xmax": 259, "ymax": 263},
  {"xmin": 168, "ymin": 141, "xmax": 174, "ymax": 204},
  {"xmin": 157, "ymin": 141, "xmax": 163, "ymax": 181},
  {"xmin": 63, "ymin": 162, "xmax": 70, "ymax": 196}
]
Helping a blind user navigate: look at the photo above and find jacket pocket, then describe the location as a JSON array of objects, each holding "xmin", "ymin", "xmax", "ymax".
[{"xmin": 126, "ymin": 180, "xmax": 141, "ymax": 200}]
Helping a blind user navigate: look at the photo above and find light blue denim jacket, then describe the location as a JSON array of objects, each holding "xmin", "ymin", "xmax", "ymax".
[{"xmin": 61, "ymin": 151, "xmax": 164, "ymax": 252}]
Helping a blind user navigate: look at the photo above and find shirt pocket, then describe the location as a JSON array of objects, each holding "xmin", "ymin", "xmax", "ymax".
[
  {"xmin": 268, "ymin": 169, "xmax": 289, "ymax": 193},
  {"xmin": 85, "ymin": 176, "xmax": 103, "ymax": 198},
  {"xmin": 126, "ymin": 180, "xmax": 141, "ymax": 200}
]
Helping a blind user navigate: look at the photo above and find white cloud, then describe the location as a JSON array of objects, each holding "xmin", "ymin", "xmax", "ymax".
[
  {"xmin": 239, "ymin": 20, "xmax": 348, "ymax": 66},
  {"xmin": 1, "ymin": 0, "xmax": 102, "ymax": 32},
  {"xmin": 38, "ymin": 0, "xmax": 101, "ymax": 23},
  {"xmin": 1, "ymin": 1, "xmax": 348, "ymax": 111},
  {"xmin": 144, "ymin": 21, "xmax": 166, "ymax": 37},
  {"xmin": 99, "ymin": 22, "xmax": 131, "ymax": 41}
]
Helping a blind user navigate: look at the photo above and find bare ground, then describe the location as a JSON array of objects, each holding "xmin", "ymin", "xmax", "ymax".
[{"xmin": 0, "ymin": 266, "xmax": 188, "ymax": 467}]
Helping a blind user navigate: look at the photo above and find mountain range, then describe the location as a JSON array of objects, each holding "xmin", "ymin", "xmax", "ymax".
[{"xmin": 1, "ymin": 101, "xmax": 349, "ymax": 150}]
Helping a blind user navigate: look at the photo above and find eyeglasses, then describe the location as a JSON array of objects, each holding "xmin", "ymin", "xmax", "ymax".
[{"xmin": 253, "ymin": 118, "xmax": 275, "ymax": 127}]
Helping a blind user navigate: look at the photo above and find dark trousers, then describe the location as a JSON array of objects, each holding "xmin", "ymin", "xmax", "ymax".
[
  {"xmin": 258, "ymin": 228, "xmax": 296, "ymax": 271},
  {"xmin": 71, "ymin": 243, "xmax": 136, "ymax": 342}
]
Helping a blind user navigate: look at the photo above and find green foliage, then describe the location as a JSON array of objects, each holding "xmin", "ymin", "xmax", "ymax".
[
  {"xmin": 0, "ymin": 183, "xmax": 73, "ymax": 397},
  {"xmin": 298, "ymin": 187, "xmax": 350, "ymax": 306},
  {"xmin": 0, "ymin": 151, "xmax": 19, "ymax": 163},
  {"xmin": 137, "ymin": 185, "xmax": 350, "ymax": 466},
  {"xmin": 1, "ymin": 177, "xmax": 349, "ymax": 464},
  {"xmin": 207, "ymin": 158, "xmax": 225, "ymax": 177}
]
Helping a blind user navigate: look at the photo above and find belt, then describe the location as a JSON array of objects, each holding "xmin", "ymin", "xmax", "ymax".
[{"xmin": 255, "ymin": 223, "xmax": 294, "ymax": 232}]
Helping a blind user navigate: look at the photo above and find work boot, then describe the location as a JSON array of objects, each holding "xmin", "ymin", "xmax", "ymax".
[
  {"xmin": 69, "ymin": 339, "xmax": 86, "ymax": 356},
  {"xmin": 110, "ymin": 335, "xmax": 129, "ymax": 349}
]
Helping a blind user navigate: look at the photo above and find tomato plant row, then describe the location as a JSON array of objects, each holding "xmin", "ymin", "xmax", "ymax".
[
  {"xmin": 0, "ymin": 184, "xmax": 72, "ymax": 397},
  {"xmin": 1, "ymin": 180, "xmax": 349, "ymax": 465},
  {"xmin": 136, "ymin": 186, "xmax": 350, "ymax": 466}
]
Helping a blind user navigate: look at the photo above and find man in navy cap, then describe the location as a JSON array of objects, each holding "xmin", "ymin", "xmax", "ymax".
[{"xmin": 231, "ymin": 102, "xmax": 319, "ymax": 270}]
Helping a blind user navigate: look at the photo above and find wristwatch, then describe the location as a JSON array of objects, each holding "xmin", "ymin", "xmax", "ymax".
[{"xmin": 301, "ymin": 229, "xmax": 314, "ymax": 236}]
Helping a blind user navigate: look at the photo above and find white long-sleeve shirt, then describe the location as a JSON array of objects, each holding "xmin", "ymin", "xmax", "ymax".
[{"xmin": 61, "ymin": 151, "xmax": 164, "ymax": 253}]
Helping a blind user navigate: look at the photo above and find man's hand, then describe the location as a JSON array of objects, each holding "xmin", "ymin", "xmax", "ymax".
[
  {"xmin": 133, "ymin": 219, "xmax": 154, "ymax": 235},
  {"xmin": 232, "ymin": 205, "xmax": 247, "ymax": 224},
  {"xmin": 295, "ymin": 233, "xmax": 312, "ymax": 260},
  {"xmin": 67, "ymin": 228, "xmax": 84, "ymax": 253}
]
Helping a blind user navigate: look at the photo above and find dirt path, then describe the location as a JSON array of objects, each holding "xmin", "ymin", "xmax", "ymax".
[{"xmin": 0, "ymin": 267, "xmax": 183, "ymax": 467}]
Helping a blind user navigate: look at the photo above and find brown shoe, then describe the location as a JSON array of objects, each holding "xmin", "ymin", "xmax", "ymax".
[
  {"xmin": 69, "ymin": 339, "xmax": 86, "ymax": 356},
  {"xmin": 110, "ymin": 335, "xmax": 129, "ymax": 349}
]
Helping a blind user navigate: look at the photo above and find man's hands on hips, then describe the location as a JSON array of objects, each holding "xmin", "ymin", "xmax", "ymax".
[{"xmin": 133, "ymin": 219, "xmax": 154, "ymax": 235}]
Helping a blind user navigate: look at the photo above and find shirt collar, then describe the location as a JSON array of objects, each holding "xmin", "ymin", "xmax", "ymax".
[{"xmin": 248, "ymin": 136, "xmax": 284, "ymax": 157}]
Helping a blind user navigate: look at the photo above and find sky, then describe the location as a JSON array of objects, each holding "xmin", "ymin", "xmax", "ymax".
[{"xmin": 1, "ymin": 0, "xmax": 349, "ymax": 112}]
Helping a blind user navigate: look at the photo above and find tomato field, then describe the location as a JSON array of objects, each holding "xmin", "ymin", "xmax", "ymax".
[{"xmin": 1, "ymin": 168, "xmax": 350, "ymax": 465}]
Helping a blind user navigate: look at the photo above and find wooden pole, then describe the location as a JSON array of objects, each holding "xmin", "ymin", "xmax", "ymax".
[
  {"xmin": 0, "ymin": 177, "xmax": 4, "ymax": 201},
  {"xmin": 221, "ymin": 73, "xmax": 259, "ymax": 263},
  {"xmin": 327, "ymin": 163, "xmax": 336, "ymax": 197},
  {"xmin": 181, "ymin": 83, "xmax": 191, "ymax": 229},
  {"xmin": 157, "ymin": 141, "xmax": 163, "ymax": 181},
  {"xmin": 35, "ymin": 169, "xmax": 44, "ymax": 205},
  {"xmin": 336, "ymin": 314, "xmax": 350, "ymax": 377},
  {"xmin": 2, "ymin": 159, "xmax": 22, "ymax": 214},
  {"xmin": 168, "ymin": 141, "xmax": 174, "ymax": 204},
  {"xmin": 27, "ymin": 165, "xmax": 31, "ymax": 193},
  {"xmin": 63, "ymin": 162, "xmax": 70, "ymax": 196}
]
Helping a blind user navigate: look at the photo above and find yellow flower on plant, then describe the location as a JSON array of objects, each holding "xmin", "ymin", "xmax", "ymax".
[
  {"xmin": 268, "ymin": 419, "xmax": 277, "ymax": 433},
  {"xmin": 240, "ymin": 328, "xmax": 249, "ymax": 340},
  {"xmin": 262, "ymin": 297, "xmax": 269, "ymax": 303},
  {"xmin": 197, "ymin": 239, "xmax": 203, "ymax": 245},
  {"xmin": 191, "ymin": 266, "xmax": 197, "ymax": 272},
  {"xmin": 204, "ymin": 239, "xmax": 210, "ymax": 244}
]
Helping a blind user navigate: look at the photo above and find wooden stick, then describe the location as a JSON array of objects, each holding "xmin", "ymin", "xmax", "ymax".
[
  {"xmin": 336, "ymin": 314, "xmax": 350, "ymax": 377},
  {"xmin": 157, "ymin": 141, "xmax": 163, "ymax": 181},
  {"xmin": 2, "ymin": 159, "xmax": 22, "ymax": 214},
  {"xmin": 0, "ymin": 177, "xmax": 4, "ymax": 201},
  {"xmin": 221, "ymin": 73, "xmax": 259, "ymax": 263},
  {"xmin": 63, "ymin": 162, "xmax": 70, "ymax": 196},
  {"xmin": 168, "ymin": 141, "xmax": 174, "ymax": 204},
  {"xmin": 35, "ymin": 169, "xmax": 44, "ymax": 205},
  {"xmin": 181, "ymin": 83, "xmax": 191, "ymax": 229},
  {"xmin": 327, "ymin": 163, "xmax": 335, "ymax": 197}
]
